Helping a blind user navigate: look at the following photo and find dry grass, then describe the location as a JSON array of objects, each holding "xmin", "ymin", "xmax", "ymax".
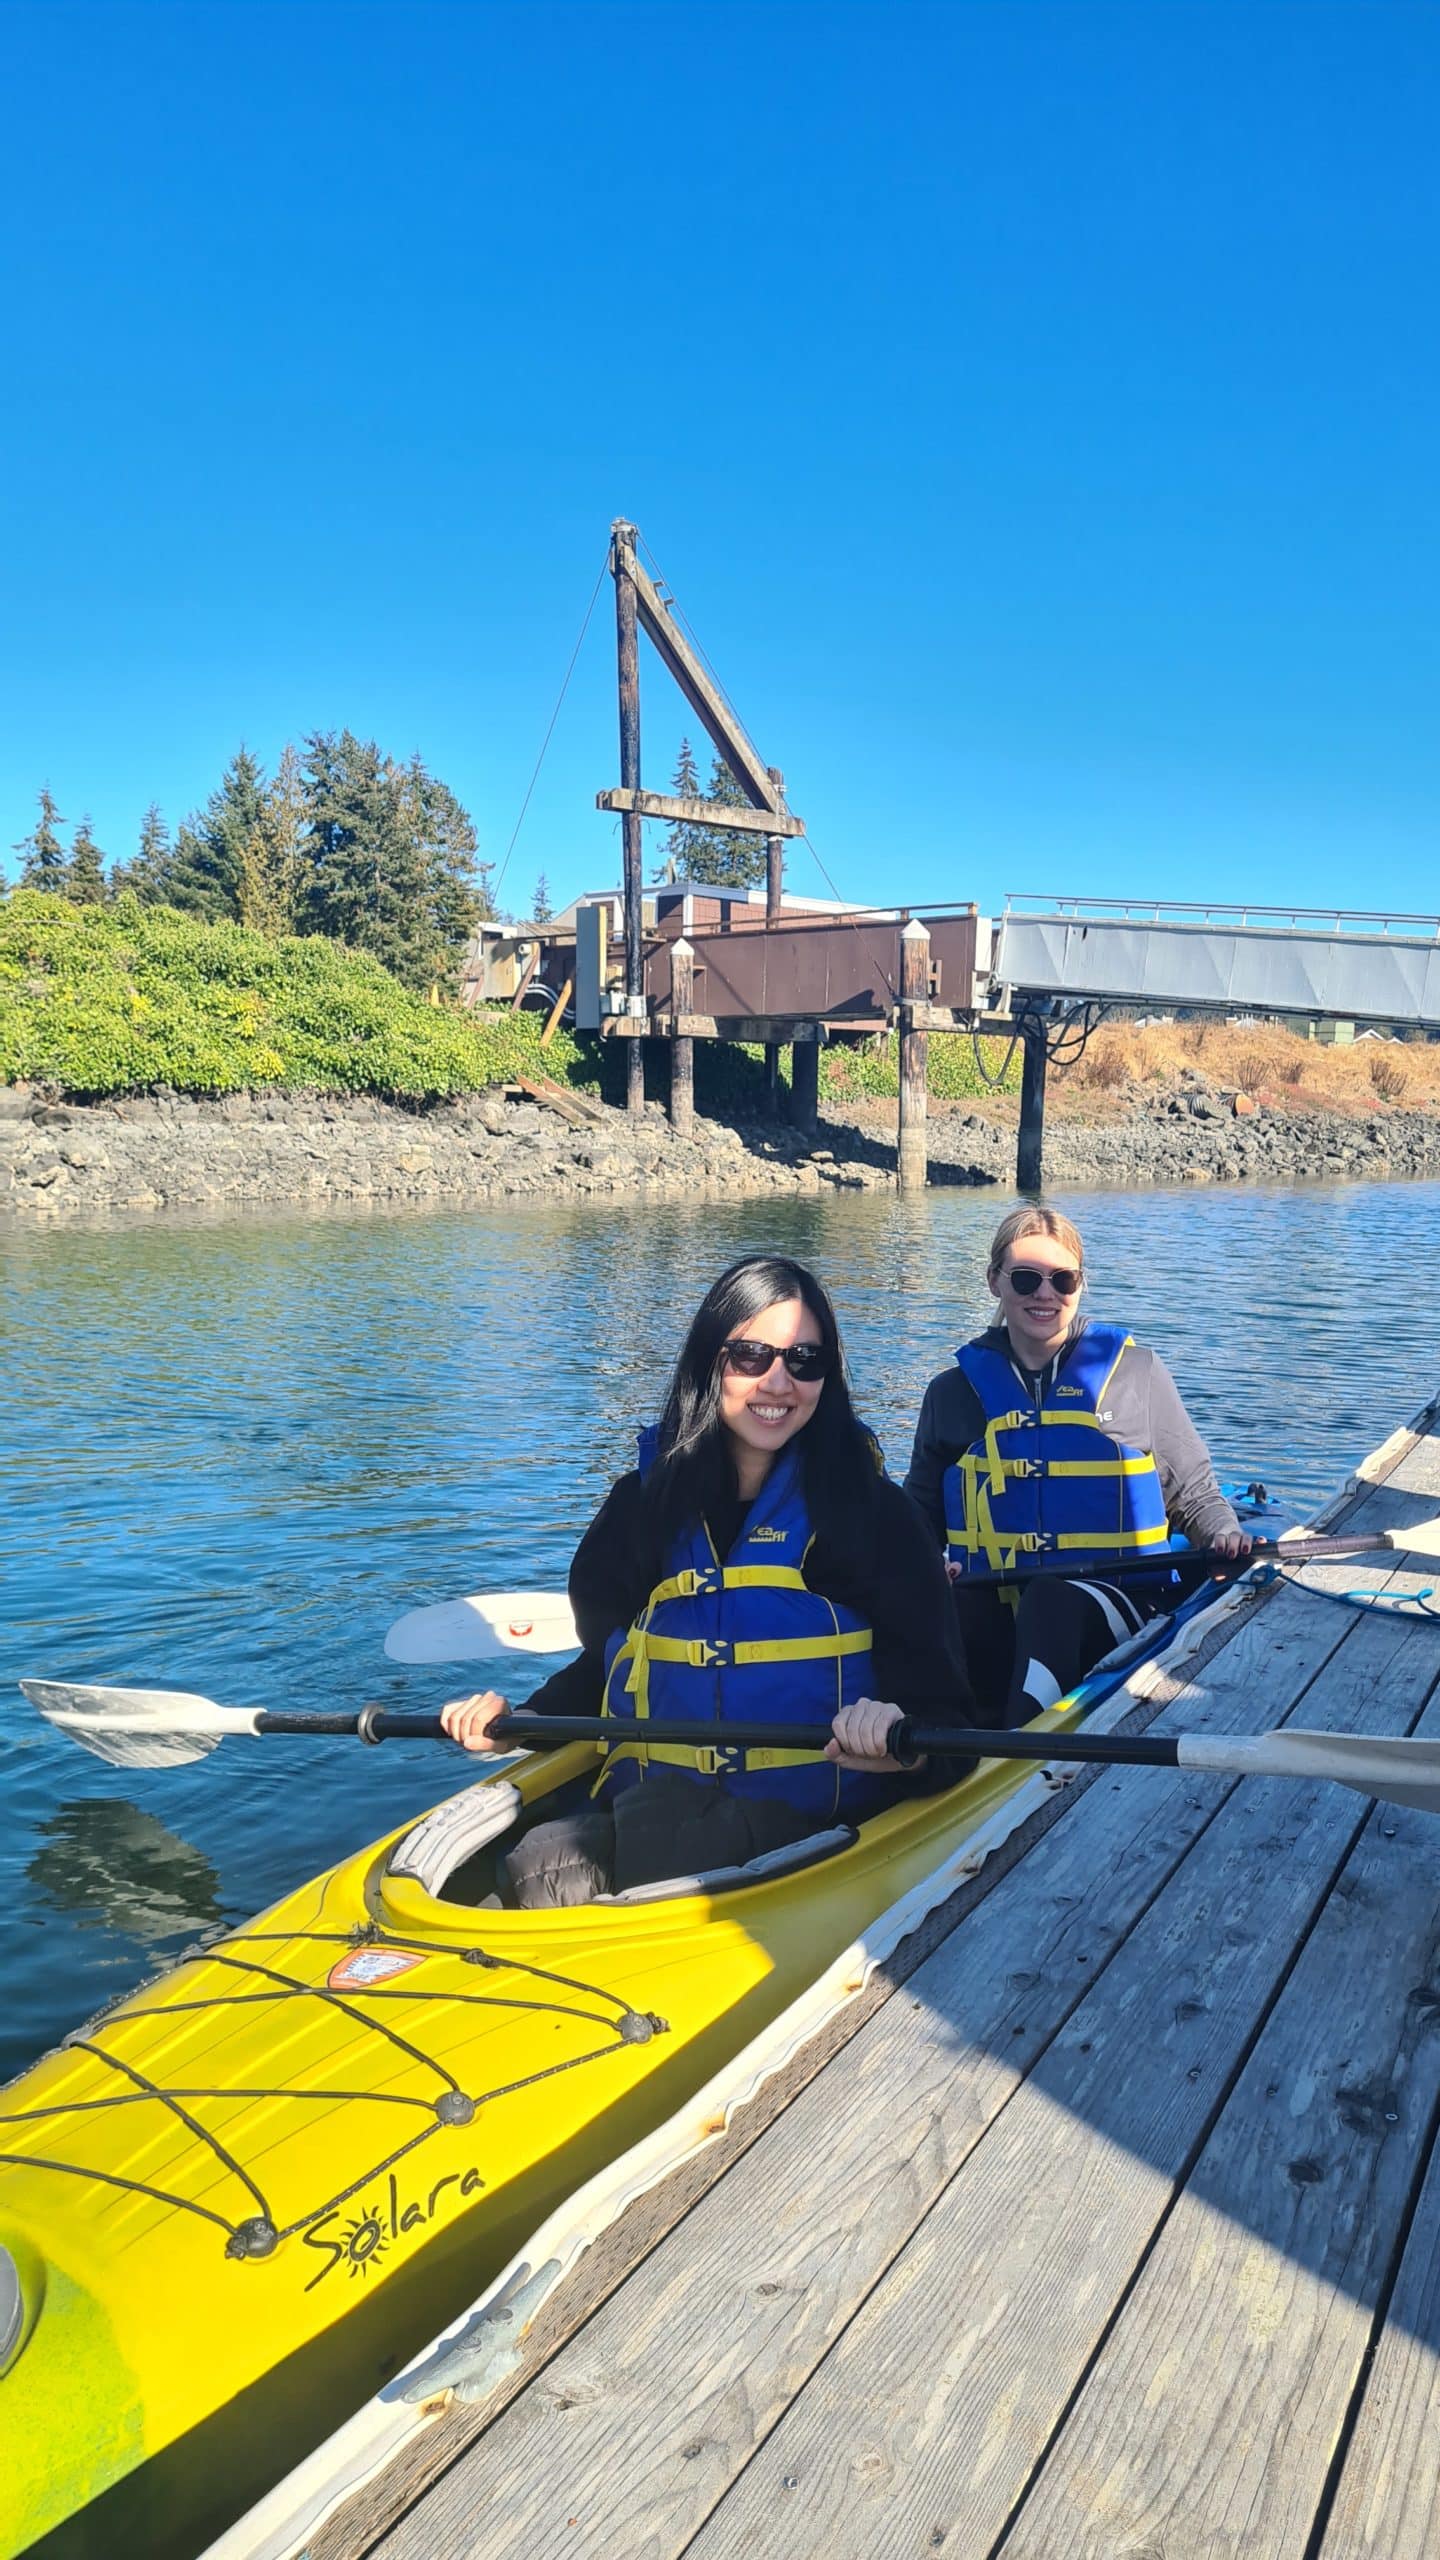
[{"xmin": 1051, "ymin": 1019, "xmax": 1439, "ymax": 1114}]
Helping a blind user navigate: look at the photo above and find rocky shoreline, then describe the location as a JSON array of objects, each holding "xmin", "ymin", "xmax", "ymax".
[{"xmin": 1, "ymin": 1076, "xmax": 1438, "ymax": 1223}]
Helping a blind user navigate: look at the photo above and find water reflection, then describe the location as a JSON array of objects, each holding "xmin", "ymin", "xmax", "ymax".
[{"xmin": 28, "ymin": 1799, "xmax": 223, "ymax": 1945}]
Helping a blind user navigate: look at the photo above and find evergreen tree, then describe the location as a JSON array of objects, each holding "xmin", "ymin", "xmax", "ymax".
[
  {"xmin": 15, "ymin": 787, "xmax": 68, "ymax": 891},
  {"xmin": 397, "ymin": 756, "xmax": 491, "ymax": 978},
  {"xmin": 297, "ymin": 731, "xmax": 434, "ymax": 987},
  {"xmin": 654, "ymin": 736, "xmax": 702, "ymax": 882},
  {"xmin": 111, "ymin": 803, "xmax": 171, "ymax": 903},
  {"xmin": 682, "ymin": 754, "xmax": 767, "ymax": 889},
  {"xmin": 253, "ymin": 744, "xmax": 305, "ymax": 937},
  {"xmin": 163, "ymin": 747, "xmax": 269, "ymax": 923},
  {"xmin": 66, "ymin": 816, "xmax": 108, "ymax": 904},
  {"xmin": 531, "ymin": 872, "xmax": 553, "ymax": 923}
]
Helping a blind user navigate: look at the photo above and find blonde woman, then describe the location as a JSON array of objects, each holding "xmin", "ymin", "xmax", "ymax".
[{"xmin": 904, "ymin": 1207, "xmax": 1250, "ymax": 1726}]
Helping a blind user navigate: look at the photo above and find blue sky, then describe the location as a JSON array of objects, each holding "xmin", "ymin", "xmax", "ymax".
[{"xmin": 3, "ymin": 0, "xmax": 1437, "ymax": 921}]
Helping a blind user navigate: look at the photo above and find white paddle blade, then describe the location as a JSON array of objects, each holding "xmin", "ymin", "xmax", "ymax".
[
  {"xmin": 1383, "ymin": 1519, "xmax": 1440, "ymax": 1560},
  {"xmin": 384, "ymin": 1591, "xmax": 579, "ymax": 1667},
  {"xmin": 1179, "ymin": 1726, "xmax": 1440, "ymax": 1814},
  {"xmin": 18, "ymin": 1680, "xmax": 258, "ymax": 1770}
]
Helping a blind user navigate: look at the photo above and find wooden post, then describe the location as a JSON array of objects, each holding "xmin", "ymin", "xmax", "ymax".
[
  {"xmin": 612, "ymin": 522, "xmax": 646, "ymax": 1119},
  {"xmin": 1017, "ymin": 1017, "xmax": 1047, "ymax": 1192},
  {"xmin": 897, "ymin": 918, "xmax": 930, "ymax": 1195},
  {"xmin": 669, "ymin": 938, "xmax": 695, "ymax": 1137},
  {"xmin": 764, "ymin": 767, "xmax": 784, "ymax": 1117},
  {"xmin": 791, "ymin": 1034, "xmax": 820, "ymax": 1136}
]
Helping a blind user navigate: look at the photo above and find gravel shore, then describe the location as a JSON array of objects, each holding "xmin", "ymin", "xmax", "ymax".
[{"xmin": 2, "ymin": 1071, "xmax": 1438, "ymax": 1223}]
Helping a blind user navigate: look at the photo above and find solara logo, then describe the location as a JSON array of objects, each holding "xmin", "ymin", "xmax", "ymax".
[
  {"xmin": 303, "ymin": 2165, "xmax": 486, "ymax": 2290},
  {"xmin": 747, "ymin": 1526, "xmax": 788, "ymax": 1543}
]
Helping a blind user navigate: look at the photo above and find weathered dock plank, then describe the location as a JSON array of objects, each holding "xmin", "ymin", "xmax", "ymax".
[
  {"xmin": 682, "ymin": 1600, "xmax": 1440, "ymax": 2560},
  {"xmin": 1003, "ymin": 1687, "xmax": 1440, "ymax": 2557},
  {"xmin": 1317, "ymin": 2107, "xmax": 1440, "ymax": 2557},
  {"xmin": 362, "ymin": 1464, "xmax": 1436, "ymax": 2560}
]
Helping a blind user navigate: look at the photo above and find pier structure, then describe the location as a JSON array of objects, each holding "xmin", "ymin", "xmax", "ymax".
[
  {"xmin": 468, "ymin": 528, "xmax": 1440, "ymax": 1194},
  {"xmin": 231, "ymin": 1394, "xmax": 1440, "ymax": 2560}
]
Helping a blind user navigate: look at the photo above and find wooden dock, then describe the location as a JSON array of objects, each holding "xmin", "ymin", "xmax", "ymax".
[{"xmin": 291, "ymin": 1400, "xmax": 1440, "ymax": 2560}]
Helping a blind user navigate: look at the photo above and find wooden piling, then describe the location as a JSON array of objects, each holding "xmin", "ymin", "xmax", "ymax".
[
  {"xmin": 1017, "ymin": 1017, "xmax": 1047, "ymax": 1192},
  {"xmin": 764, "ymin": 773, "xmax": 785, "ymax": 1118},
  {"xmin": 669, "ymin": 938, "xmax": 695, "ymax": 1137},
  {"xmin": 897, "ymin": 918, "xmax": 930, "ymax": 1195},
  {"xmin": 612, "ymin": 523, "xmax": 646, "ymax": 1119},
  {"xmin": 790, "ymin": 1035, "xmax": 820, "ymax": 1135}
]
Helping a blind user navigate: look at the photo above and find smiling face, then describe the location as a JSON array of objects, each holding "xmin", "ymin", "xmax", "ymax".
[
  {"xmin": 717, "ymin": 1295, "xmax": 827, "ymax": 1491},
  {"xmin": 988, "ymin": 1233, "xmax": 1084, "ymax": 1367}
]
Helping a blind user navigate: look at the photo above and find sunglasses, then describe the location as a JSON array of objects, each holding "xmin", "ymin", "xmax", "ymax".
[
  {"xmin": 1005, "ymin": 1264, "xmax": 1083, "ymax": 1298},
  {"xmin": 723, "ymin": 1337, "xmax": 833, "ymax": 1381}
]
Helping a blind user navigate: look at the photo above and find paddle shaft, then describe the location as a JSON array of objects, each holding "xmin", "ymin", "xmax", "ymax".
[
  {"xmin": 250, "ymin": 1705, "xmax": 1182, "ymax": 1772},
  {"xmin": 956, "ymin": 1531, "xmax": 1395, "ymax": 1590}
]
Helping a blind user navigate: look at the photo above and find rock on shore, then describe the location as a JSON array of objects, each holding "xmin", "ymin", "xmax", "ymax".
[
  {"xmin": 1, "ymin": 1075, "xmax": 1437, "ymax": 1223},
  {"xmin": 0, "ymin": 1086, "xmax": 900, "ymax": 1221}
]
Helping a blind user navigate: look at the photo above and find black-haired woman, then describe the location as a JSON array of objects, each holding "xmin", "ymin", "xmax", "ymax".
[{"xmin": 443, "ymin": 1253, "xmax": 979, "ymax": 1908}]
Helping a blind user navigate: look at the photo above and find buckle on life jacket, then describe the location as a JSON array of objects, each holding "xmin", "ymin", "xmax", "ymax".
[
  {"xmin": 687, "ymin": 1638, "xmax": 731, "ymax": 1668},
  {"xmin": 1005, "ymin": 1457, "xmax": 1045, "ymax": 1480}
]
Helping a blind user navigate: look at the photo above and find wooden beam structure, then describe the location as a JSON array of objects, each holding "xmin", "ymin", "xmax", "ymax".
[
  {"xmin": 669, "ymin": 938, "xmax": 695, "ymax": 1136},
  {"xmin": 897, "ymin": 918, "xmax": 930, "ymax": 1194},
  {"xmin": 612, "ymin": 526, "xmax": 646, "ymax": 1118},
  {"xmin": 624, "ymin": 544, "xmax": 790, "ymax": 816},
  {"xmin": 595, "ymin": 789, "xmax": 805, "ymax": 839}
]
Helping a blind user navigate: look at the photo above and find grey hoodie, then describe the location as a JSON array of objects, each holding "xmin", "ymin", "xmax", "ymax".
[{"xmin": 904, "ymin": 1319, "xmax": 1241, "ymax": 1554}]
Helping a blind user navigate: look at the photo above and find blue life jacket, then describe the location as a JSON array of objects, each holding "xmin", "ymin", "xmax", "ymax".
[
  {"xmin": 942, "ymin": 1322, "xmax": 1171, "ymax": 1585},
  {"xmin": 598, "ymin": 1431, "xmax": 893, "ymax": 1825}
]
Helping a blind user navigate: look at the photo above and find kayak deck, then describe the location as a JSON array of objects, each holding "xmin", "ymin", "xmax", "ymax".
[{"xmin": 246, "ymin": 1405, "xmax": 1440, "ymax": 2560}]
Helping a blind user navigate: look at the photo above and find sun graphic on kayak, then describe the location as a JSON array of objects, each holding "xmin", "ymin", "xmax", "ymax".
[{"xmin": 337, "ymin": 2202, "xmax": 389, "ymax": 2280}]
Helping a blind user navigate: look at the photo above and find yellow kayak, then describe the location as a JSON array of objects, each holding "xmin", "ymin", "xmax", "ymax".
[{"xmin": 1, "ymin": 1601, "xmax": 1214, "ymax": 2560}]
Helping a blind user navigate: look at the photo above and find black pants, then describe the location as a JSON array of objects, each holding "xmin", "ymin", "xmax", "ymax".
[
  {"xmin": 499, "ymin": 1769, "xmax": 822, "ymax": 1910},
  {"xmin": 955, "ymin": 1574, "xmax": 1165, "ymax": 1728}
]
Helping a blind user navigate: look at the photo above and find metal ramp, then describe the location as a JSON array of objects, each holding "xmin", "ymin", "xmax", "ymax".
[{"xmin": 995, "ymin": 894, "xmax": 1440, "ymax": 1030}]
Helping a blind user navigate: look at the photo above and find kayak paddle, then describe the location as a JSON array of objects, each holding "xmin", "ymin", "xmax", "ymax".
[
  {"xmin": 17, "ymin": 1683, "xmax": 1440, "ymax": 1813},
  {"xmin": 384, "ymin": 1591, "xmax": 580, "ymax": 1664},
  {"xmin": 381, "ymin": 1521, "xmax": 1440, "ymax": 1666}
]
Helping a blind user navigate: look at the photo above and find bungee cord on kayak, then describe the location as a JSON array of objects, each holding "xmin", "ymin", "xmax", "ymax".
[{"xmin": 0, "ymin": 1922, "xmax": 667, "ymax": 2263}]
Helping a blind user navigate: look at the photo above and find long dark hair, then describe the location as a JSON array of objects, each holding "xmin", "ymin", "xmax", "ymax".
[{"xmin": 643, "ymin": 1254, "xmax": 882, "ymax": 1569}]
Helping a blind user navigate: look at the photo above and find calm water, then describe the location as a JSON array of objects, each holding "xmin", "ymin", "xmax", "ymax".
[{"xmin": 4, "ymin": 1177, "xmax": 1438, "ymax": 2081}]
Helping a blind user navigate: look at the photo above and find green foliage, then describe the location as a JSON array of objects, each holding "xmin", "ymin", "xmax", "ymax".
[
  {"xmin": 818, "ymin": 1033, "xmax": 1023, "ymax": 1103},
  {"xmin": 65, "ymin": 817, "xmax": 107, "ymax": 905},
  {"xmin": 14, "ymin": 788, "xmax": 68, "ymax": 891},
  {"xmin": 110, "ymin": 803, "xmax": 171, "ymax": 903},
  {"xmin": 654, "ymin": 737, "xmax": 702, "ymax": 884},
  {"xmin": 161, "ymin": 747, "xmax": 269, "ymax": 923},
  {"xmin": 531, "ymin": 871, "xmax": 554, "ymax": 924},
  {"xmin": 680, "ymin": 754, "xmax": 767, "ymax": 890},
  {"xmin": 0, "ymin": 892, "xmax": 593, "ymax": 1100}
]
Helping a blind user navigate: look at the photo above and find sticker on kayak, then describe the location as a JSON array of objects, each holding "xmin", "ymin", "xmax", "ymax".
[{"xmin": 328, "ymin": 1947, "xmax": 428, "ymax": 1992}]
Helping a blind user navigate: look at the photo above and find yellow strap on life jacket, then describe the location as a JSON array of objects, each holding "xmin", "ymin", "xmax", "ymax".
[
  {"xmin": 645, "ymin": 1563, "xmax": 810, "ymax": 1605},
  {"xmin": 625, "ymin": 1629, "xmax": 870, "ymax": 1669},
  {"xmin": 602, "ymin": 1738, "xmax": 831, "ymax": 1779}
]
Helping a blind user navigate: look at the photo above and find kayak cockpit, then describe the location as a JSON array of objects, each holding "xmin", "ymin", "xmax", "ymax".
[{"xmin": 385, "ymin": 1767, "xmax": 857, "ymax": 1910}]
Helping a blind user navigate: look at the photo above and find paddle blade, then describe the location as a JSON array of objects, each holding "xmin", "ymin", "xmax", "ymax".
[
  {"xmin": 18, "ymin": 1681, "xmax": 254, "ymax": 1770},
  {"xmin": 384, "ymin": 1591, "xmax": 579, "ymax": 1666},
  {"xmin": 1181, "ymin": 1725, "xmax": 1440, "ymax": 1814},
  {"xmin": 1384, "ymin": 1519, "xmax": 1440, "ymax": 1561}
]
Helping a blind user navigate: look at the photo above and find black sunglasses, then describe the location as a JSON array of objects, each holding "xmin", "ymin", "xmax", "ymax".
[
  {"xmin": 1005, "ymin": 1264, "xmax": 1083, "ymax": 1298},
  {"xmin": 723, "ymin": 1337, "xmax": 833, "ymax": 1381}
]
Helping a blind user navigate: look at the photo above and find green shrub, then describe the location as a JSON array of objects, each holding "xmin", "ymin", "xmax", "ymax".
[{"xmin": 0, "ymin": 892, "xmax": 599, "ymax": 1101}]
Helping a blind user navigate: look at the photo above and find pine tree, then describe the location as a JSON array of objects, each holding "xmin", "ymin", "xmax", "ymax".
[
  {"xmin": 297, "ymin": 731, "xmax": 437, "ymax": 987},
  {"xmin": 111, "ymin": 803, "xmax": 171, "ymax": 903},
  {"xmin": 15, "ymin": 787, "xmax": 68, "ymax": 891},
  {"xmin": 252, "ymin": 743, "xmax": 305, "ymax": 937},
  {"xmin": 164, "ymin": 748, "xmax": 269, "ymax": 922},
  {"xmin": 531, "ymin": 872, "xmax": 553, "ymax": 923},
  {"xmin": 682, "ymin": 754, "xmax": 767, "ymax": 889},
  {"xmin": 395, "ymin": 754, "xmax": 490, "ymax": 984},
  {"xmin": 66, "ymin": 816, "xmax": 108, "ymax": 904},
  {"xmin": 654, "ymin": 736, "xmax": 703, "ymax": 881}
]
